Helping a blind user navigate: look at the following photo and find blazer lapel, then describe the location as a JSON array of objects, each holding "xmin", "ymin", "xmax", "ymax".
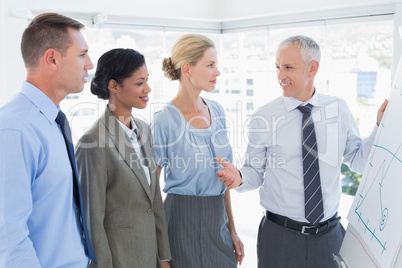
[
  {"xmin": 134, "ymin": 117, "xmax": 157, "ymax": 201},
  {"xmin": 101, "ymin": 107, "xmax": 153, "ymax": 201}
]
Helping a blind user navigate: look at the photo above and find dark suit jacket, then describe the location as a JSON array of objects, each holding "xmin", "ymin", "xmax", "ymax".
[{"xmin": 75, "ymin": 106, "xmax": 171, "ymax": 268}]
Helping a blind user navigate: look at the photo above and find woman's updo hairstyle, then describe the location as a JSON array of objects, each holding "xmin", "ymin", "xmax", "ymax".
[
  {"xmin": 162, "ymin": 34, "xmax": 215, "ymax": 81},
  {"xmin": 91, "ymin": 48, "xmax": 145, "ymax": 100}
]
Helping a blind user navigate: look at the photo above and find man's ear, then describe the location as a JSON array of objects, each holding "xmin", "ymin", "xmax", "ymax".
[
  {"xmin": 108, "ymin": 79, "xmax": 119, "ymax": 93},
  {"xmin": 181, "ymin": 62, "xmax": 191, "ymax": 78},
  {"xmin": 43, "ymin": 49, "xmax": 58, "ymax": 71},
  {"xmin": 308, "ymin": 60, "xmax": 319, "ymax": 77}
]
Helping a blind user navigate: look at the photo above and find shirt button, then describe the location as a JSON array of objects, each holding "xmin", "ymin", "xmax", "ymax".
[{"xmin": 147, "ymin": 208, "xmax": 153, "ymax": 214}]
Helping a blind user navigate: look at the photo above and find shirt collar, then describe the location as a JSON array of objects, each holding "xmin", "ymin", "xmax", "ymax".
[
  {"xmin": 283, "ymin": 88, "xmax": 322, "ymax": 112},
  {"xmin": 117, "ymin": 116, "xmax": 138, "ymax": 140},
  {"xmin": 20, "ymin": 81, "xmax": 60, "ymax": 124}
]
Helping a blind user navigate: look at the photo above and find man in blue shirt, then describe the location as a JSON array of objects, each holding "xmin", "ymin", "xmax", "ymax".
[{"xmin": 0, "ymin": 13, "xmax": 95, "ymax": 267}]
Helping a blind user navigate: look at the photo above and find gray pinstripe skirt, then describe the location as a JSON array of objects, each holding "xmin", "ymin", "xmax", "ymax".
[{"xmin": 164, "ymin": 193, "xmax": 237, "ymax": 268}]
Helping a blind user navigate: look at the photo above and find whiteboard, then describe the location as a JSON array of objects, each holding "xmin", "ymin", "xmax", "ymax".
[{"xmin": 339, "ymin": 56, "xmax": 402, "ymax": 268}]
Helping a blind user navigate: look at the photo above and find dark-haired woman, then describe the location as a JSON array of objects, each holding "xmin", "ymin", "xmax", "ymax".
[{"xmin": 75, "ymin": 48, "xmax": 171, "ymax": 268}]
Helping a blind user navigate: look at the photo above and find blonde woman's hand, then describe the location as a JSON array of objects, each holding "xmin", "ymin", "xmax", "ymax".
[{"xmin": 230, "ymin": 229, "xmax": 244, "ymax": 265}]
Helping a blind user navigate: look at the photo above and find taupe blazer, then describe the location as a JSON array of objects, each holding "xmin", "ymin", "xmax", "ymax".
[{"xmin": 76, "ymin": 107, "xmax": 171, "ymax": 268}]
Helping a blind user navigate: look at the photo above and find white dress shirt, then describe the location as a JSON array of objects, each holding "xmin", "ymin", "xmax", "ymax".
[
  {"xmin": 238, "ymin": 92, "xmax": 378, "ymax": 222},
  {"xmin": 118, "ymin": 117, "xmax": 151, "ymax": 185}
]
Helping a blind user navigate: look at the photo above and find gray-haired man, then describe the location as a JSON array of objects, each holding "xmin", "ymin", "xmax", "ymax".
[{"xmin": 216, "ymin": 35, "xmax": 387, "ymax": 267}]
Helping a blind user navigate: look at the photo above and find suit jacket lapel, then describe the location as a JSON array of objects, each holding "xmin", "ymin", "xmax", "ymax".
[
  {"xmin": 134, "ymin": 117, "xmax": 156, "ymax": 201},
  {"xmin": 101, "ymin": 107, "xmax": 153, "ymax": 201}
]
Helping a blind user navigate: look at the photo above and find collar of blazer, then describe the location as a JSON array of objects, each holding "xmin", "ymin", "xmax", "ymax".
[{"xmin": 100, "ymin": 106, "xmax": 156, "ymax": 202}]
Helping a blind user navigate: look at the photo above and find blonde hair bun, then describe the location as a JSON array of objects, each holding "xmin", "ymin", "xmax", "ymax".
[
  {"xmin": 162, "ymin": 57, "xmax": 179, "ymax": 81},
  {"xmin": 163, "ymin": 34, "xmax": 215, "ymax": 81}
]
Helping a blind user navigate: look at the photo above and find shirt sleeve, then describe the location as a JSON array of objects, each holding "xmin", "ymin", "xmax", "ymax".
[
  {"xmin": 343, "ymin": 103, "xmax": 378, "ymax": 173},
  {"xmin": 237, "ymin": 113, "xmax": 268, "ymax": 192},
  {"xmin": 0, "ymin": 129, "xmax": 42, "ymax": 267},
  {"xmin": 209, "ymin": 100, "xmax": 233, "ymax": 165},
  {"xmin": 150, "ymin": 111, "xmax": 169, "ymax": 168}
]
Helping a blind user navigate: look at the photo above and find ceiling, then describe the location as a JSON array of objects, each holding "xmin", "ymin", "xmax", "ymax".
[{"xmin": 23, "ymin": 0, "xmax": 398, "ymax": 22}]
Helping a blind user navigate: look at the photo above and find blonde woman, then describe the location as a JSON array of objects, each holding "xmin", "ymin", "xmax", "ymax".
[{"xmin": 150, "ymin": 34, "xmax": 244, "ymax": 268}]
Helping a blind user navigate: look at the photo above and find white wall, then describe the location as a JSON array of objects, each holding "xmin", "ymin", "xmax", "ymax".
[
  {"xmin": 219, "ymin": 0, "xmax": 395, "ymax": 20},
  {"xmin": 1, "ymin": 0, "xmax": 28, "ymax": 105},
  {"xmin": 22, "ymin": 0, "xmax": 398, "ymax": 21},
  {"xmin": 26, "ymin": 0, "xmax": 221, "ymax": 21}
]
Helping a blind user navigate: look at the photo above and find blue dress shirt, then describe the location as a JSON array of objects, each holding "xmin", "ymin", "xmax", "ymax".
[
  {"xmin": 238, "ymin": 92, "xmax": 378, "ymax": 222},
  {"xmin": 151, "ymin": 98, "xmax": 232, "ymax": 196},
  {"xmin": 0, "ymin": 81, "xmax": 90, "ymax": 267}
]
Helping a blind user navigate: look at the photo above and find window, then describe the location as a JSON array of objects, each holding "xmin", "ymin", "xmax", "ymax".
[
  {"xmin": 326, "ymin": 20, "xmax": 393, "ymax": 138},
  {"xmin": 247, "ymin": 79, "xmax": 254, "ymax": 96}
]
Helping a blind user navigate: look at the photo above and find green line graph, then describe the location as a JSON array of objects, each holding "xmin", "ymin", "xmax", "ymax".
[
  {"xmin": 348, "ymin": 85, "xmax": 402, "ymax": 268},
  {"xmin": 354, "ymin": 142, "xmax": 402, "ymax": 254}
]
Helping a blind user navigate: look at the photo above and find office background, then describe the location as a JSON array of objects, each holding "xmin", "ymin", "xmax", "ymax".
[{"xmin": 1, "ymin": 0, "xmax": 401, "ymax": 266}]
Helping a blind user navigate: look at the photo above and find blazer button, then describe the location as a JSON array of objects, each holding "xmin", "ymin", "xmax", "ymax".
[{"xmin": 147, "ymin": 208, "xmax": 153, "ymax": 214}]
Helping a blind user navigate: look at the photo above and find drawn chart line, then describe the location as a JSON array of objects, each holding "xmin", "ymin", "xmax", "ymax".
[
  {"xmin": 372, "ymin": 144, "xmax": 402, "ymax": 165},
  {"xmin": 354, "ymin": 210, "xmax": 387, "ymax": 251},
  {"xmin": 358, "ymin": 143, "xmax": 402, "ymax": 202},
  {"xmin": 353, "ymin": 142, "xmax": 402, "ymax": 253}
]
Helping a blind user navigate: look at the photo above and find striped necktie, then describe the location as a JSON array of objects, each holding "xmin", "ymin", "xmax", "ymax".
[{"xmin": 297, "ymin": 104, "xmax": 324, "ymax": 225}]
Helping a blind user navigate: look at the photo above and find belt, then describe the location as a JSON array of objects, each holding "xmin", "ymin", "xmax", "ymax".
[{"xmin": 265, "ymin": 211, "xmax": 341, "ymax": 235}]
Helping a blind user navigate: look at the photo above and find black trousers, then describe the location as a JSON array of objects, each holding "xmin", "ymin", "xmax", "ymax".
[{"xmin": 257, "ymin": 215, "xmax": 345, "ymax": 268}]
